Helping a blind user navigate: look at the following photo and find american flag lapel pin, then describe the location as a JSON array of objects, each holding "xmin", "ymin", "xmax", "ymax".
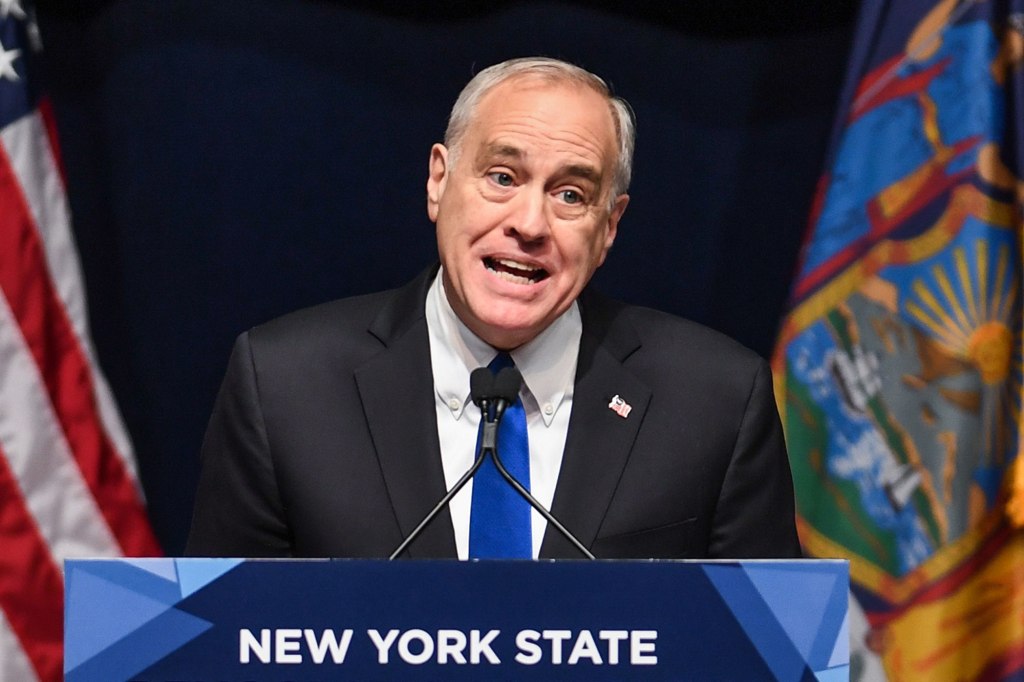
[{"xmin": 608, "ymin": 394, "xmax": 632, "ymax": 418}]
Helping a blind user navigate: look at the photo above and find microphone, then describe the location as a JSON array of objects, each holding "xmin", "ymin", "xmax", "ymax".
[
  {"xmin": 489, "ymin": 366, "xmax": 520, "ymax": 420},
  {"xmin": 389, "ymin": 364, "xmax": 594, "ymax": 560},
  {"xmin": 470, "ymin": 367, "xmax": 493, "ymax": 407},
  {"xmin": 492, "ymin": 367, "xmax": 521, "ymax": 403}
]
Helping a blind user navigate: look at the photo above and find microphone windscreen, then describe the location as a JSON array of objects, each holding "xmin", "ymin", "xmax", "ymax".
[
  {"xmin": 470, "ymin": 367, "xmax": 493, "ymax": 406},
  {"xmin": 493, "ymin": 367, "xmax": 523, "ymax": 403}
]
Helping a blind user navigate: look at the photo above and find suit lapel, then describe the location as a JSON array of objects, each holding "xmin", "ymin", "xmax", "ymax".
[
  {"xmin": 540, "ymin": 292, "xmax": 651, "ymax": 558},
  {"xmin": 354, "ymin": 267, "xmax": 457, "ymax": 558}
]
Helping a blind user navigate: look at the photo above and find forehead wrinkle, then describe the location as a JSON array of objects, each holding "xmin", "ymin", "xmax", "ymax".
[
  {"xmin": 466, "ymin": 86, "xmax": 616, "ymax": 194},
  {"xmin": 477, "ymin": 129, "xmax": 607, "ymax": 181},
  {"xmin": 500, "ymin": 116, "xmax": 608, "ymax": 158},
  {"xmin": 476, "ymin": 143, "xmax": 604, "ymax": 191}
]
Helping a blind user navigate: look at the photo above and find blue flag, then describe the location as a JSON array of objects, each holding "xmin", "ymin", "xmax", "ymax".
[{"xmin": 774, "ymin": 1, "xmax": 1024, "ymax": 679}]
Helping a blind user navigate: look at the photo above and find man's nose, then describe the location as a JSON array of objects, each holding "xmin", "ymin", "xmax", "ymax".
[{"xmin": 507, "ymin": 189, "xmax": 551, "ymax": 242}]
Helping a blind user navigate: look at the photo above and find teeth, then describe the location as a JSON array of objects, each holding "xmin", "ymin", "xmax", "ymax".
[
  {"xmin": 485, "ymin": 258, "xmax": 539, "ymax": 285},
  {"xmin": 495, "ymin": 258, "xmax": 538, "ymax": 273},
  {"xmin": 485, "ymin": 256, "xmax": 546, "ymax": 286},
  {"xmin": 493, "ymin": 269, "xmax": 534, "ymax": 285}
]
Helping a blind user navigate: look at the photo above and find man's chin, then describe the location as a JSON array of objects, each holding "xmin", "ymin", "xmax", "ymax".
[
  {"xmin": 469, "ymin": 311, "xmax": 549, "ymax": 350},
  {"xmin": 453, "ymin": 284, "xmax": 567, "ymax": 347}
]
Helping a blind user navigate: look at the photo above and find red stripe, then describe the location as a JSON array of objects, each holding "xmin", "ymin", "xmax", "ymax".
[
  {"xmin": 850, "ymin": 54, "xmax": 902, "ymax": 111},
  {"xmin": 864, "ymin": 522, "xmax": 1012, "ymax": 629},
  {"xmin": 0, "ymin": 141, "xmax": 161, "ymax": 557},
  {"xmin": 36, "ymin": 98, "xmax": 66, "ymax": 189},
  {"xmin": 907, "ymin": 524, "xmax": 1010, "ymax": 607},
  {"xmin": 792, "ymin": 157, "xmax": 976, "ymax": 302},
  {"xmin": 0, "ymin": 441, "xmax": 64, "ymax": 681},
  {"xmin": 783, "ymin": 172, "xmax": 832, "ymax": 307},
  {"xmin": 849, "ymin": 58, "xmax": 950, "ymax": 122}
]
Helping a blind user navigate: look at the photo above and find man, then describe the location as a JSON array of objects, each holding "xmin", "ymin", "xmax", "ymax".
[{"xmin": 187, "ymin": 57, "xmax": 801, "ymax": 560}]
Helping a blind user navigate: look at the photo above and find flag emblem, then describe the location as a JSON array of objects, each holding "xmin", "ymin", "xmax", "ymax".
[{"xmin": 608, "ymin": 395, "xmax": 632, "ymax": 418}]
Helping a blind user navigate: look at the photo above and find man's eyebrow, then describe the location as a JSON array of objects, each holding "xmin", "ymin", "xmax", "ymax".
[
  {"xmin": 563, "ymin": 163, "xmax": 601, "ymax": 184},
  {"xmin": 477, "ymin": 144, "xmax": 602, "ymax": 184},
  {"xmin": 479, "ymin": 143, "xmax": 523, "ymax": 162}
]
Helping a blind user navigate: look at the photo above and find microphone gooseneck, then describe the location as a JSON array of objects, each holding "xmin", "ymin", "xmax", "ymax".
[
  {"xmin": 484, "ymin": 365, "xmax": 595, "ymax": 560},
  {"xmin": 389, "ymin": 366, "xmax": 498, "ymax": 560}
]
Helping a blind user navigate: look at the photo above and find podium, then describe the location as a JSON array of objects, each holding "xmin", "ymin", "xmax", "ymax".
[{"xmin": 65, "ymin": 558, "xmax": 848, "ymax": 681}]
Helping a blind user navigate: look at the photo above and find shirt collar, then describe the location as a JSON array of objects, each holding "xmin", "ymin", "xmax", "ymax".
[{"xmin": 426, "ymin": 268, "xmax": 581, "ymax": 426}]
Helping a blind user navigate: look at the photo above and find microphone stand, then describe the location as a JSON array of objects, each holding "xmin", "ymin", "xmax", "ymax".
[
  {"xmin": 487, "ymin": 437, "xmax": 596, "ymax": 560},
  {"xmin": 389, "ymin": 371, "xmax": 595, "ymax": 560},
  {"xmin": 388, "ymin": 398, "xmax": 493, "ymax": 561},
  {"xmin": 484, "ymin": 374, "xmax": 596, "ymax": 560}
]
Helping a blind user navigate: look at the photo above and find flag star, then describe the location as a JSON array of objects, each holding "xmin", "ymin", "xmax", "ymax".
[
  {"xmin": 0, "ymin": 38, "xmax": 20, "ymax": 82},
  {"xmin": 0, "ymin": 0, "xmax": 26, "ymax": 20}
]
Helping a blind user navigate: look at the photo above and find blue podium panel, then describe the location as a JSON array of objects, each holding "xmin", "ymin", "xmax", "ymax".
[{"xmin": 64, "ymin": 558, "xmax": 849, "ymax": 681}]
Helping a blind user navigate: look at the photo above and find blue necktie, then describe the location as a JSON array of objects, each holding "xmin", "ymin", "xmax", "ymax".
[{"xmin": 468, "ymin": 353, "xmax": 532, "ymax": 558}]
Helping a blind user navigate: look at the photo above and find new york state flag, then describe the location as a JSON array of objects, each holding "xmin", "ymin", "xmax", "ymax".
[{"xmin": 773, "ymin": 0, "xmax": 1024, "ymax": 679}]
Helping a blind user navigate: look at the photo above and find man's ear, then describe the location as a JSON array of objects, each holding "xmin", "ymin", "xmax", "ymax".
[
  {"xmin": 597, "ymin": 193, "xmax": 629, "ymax": 266},
  {"xmin": 426, "ymin": 143, "xmax": 449, "ymax": 222}
]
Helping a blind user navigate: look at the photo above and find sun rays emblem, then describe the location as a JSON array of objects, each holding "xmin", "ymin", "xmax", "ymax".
[{"xmin": 904, "ymin": 237, "xmax": 1023, "ymax": 463}]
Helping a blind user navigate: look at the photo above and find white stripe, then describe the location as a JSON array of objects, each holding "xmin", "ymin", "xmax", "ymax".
[
  {"xmin": 0, "ymin": 112, "xmax": 140, "ymax": 485},
  {"xmin": 0, "ymin": 610, "xmax": 39, "ymax": 682},
  {"xmin": 0, "ymin": 292, "xmax": 121, "ymax": 561}
]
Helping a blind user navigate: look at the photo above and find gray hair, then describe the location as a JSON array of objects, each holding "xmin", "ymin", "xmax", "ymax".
[{"xmin": 444, "ymin": 57, "xmax": 635, "ymax": 204}]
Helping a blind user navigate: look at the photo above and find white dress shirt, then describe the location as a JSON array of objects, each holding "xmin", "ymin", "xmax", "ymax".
[{"xmin": 425, "ymin": 269, "xmax": 581, "ymax": 559}]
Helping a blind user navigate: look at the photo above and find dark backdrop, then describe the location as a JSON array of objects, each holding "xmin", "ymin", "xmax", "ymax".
[{"xmin": 35, "ymin": 0, "xmax": 856, "ymax": 554}]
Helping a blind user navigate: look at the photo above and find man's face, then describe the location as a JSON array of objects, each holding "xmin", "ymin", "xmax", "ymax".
[{"xmin": 427, "ymin": 77, "xmax": 629, "ymax": 350}]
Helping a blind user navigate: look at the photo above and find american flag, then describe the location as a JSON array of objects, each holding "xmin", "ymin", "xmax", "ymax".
[{"xmin": 0, "ymin": 3, "xmax": 161, "ymax": 680}]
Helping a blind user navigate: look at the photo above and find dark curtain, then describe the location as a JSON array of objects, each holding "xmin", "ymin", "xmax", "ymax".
[{"xmin": 36, "ymin": 0, "xmax": 855, "ymax": 553}]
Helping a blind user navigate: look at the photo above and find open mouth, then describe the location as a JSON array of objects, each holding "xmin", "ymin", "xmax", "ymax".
[{"xmin": 484, "ymin": 257, "xmax": 549, "ymax": 285}]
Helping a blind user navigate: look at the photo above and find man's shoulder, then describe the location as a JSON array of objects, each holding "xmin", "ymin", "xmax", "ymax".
[
  {"xmin": 253, "ymin": 289, "xmax": 395, "ymax": 343},
  {"xmin": 628, "ymin": 305, "xmax": 759, "ymax": 361},
  {"xmin": 244, "ymin": 268, "xmax": 434, "ymax": 355},
  {"xmin": 585, "ymin": 293, "xmax": 764, "ymax": 368},
  {"xmin": 238, "ymin": 280, "xmax": 424, "ymax": 371},
  {"xmin": 580, "ymin": 292, "xmax": 769, "ymax": 405}
]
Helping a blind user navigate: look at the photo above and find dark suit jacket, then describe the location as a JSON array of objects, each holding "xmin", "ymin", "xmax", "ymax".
[{"xmin": 187, "ymin": 267, "xmax": 801, "ymax": 559}]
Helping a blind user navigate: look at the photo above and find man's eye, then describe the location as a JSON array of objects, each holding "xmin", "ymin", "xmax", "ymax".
[
  {"xmin": 560, "ymin": 189, "xmax": 583, "ymax": 204},
  {"xmin": 490, "ymin": 172, "xmax": 514, "ymax": 186}
]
